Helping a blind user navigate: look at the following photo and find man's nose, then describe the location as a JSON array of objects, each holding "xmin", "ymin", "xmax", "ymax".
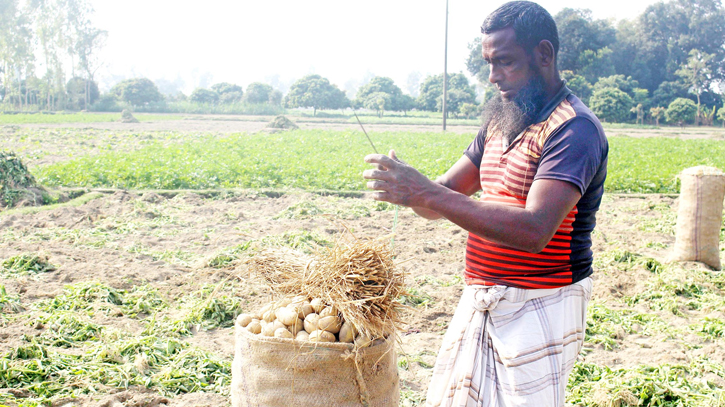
[{"xmin": 489, "ymin": 65, "xmax": 503, "ymax": 85}]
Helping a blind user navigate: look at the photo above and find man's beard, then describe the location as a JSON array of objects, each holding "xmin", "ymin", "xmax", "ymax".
[{"xmin": 481, "ymin": 75, "xmax": 548, "ymax": 144}]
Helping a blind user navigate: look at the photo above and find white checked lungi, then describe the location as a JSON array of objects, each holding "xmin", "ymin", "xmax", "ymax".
[{"xmin": 426, "ymin": 278, "xmax": 592, "ymax": 407}]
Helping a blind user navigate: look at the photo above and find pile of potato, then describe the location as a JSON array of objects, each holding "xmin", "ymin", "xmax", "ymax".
[{"xmin": 236, "ymin": 295, "xmax": 376, "ymax": 346}]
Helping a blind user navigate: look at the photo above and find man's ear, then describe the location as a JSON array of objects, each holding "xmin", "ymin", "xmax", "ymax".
[{"xmin": 535, "ymin": 40, "xmax": 555, "ymax": 68}]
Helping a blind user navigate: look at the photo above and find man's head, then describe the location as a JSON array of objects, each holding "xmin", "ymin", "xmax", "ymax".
[{"xmin": 480, "ymin": 1, "xmax": 560, "ymax": 142}]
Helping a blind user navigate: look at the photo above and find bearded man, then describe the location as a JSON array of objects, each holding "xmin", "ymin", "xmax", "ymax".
[{"xmin": 363, "ymin": 1, "xmax": 608, "ymax": 406}]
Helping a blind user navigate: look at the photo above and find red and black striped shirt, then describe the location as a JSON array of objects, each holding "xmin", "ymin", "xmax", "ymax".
[{"xmin": 463, "ymin": 87, "xmax": 608, "ymax": 289}]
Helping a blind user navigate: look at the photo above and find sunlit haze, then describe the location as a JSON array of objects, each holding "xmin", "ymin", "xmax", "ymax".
[{"xmin": 91, "ymin": 0, "xmax": 663, "ymax": 95}]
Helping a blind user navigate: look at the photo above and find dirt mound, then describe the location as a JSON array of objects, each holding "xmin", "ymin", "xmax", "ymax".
[
  {"xmin": 120, "ymin": 110, "xmax": 139, "ymax": 123},
  {"xmin": 0, "ymin": 151, "xmax": 48, "ymax": 208},
  {"xmin": 266, "ymin": 115, "xmax": 298, "ymax": 130}
]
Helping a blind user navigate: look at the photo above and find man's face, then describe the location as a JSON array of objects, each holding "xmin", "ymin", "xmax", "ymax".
[{"xmin": 482, "ymin": 27, "xmax": 535, "ymax": 101}]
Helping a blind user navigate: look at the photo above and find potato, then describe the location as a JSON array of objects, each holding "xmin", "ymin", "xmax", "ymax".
[
  {"xmin": 257, "ymin": 304, "xmax": 272, "ymax": 320},
  {"xmin": 275, "ymin": 307, "xmax": 298, "ymax": 326},
  {"xmin": 310, "ymin": 298, "xmax": 325, "ymax": 313},
  {"xmin": 304, "ymin": 313, "xmax": 320, "ymax": 334},
  {"xmin": 274, "ymin": 328, "xmax": 294, "ymax": 339},
  {"xmin": 272, "ymin": 320, "xmax": 286, "ymax": 332},
  {"xmin": 262, "ymin": 322, "xmax": 276, "ymax": 337},
  {"xmin": 295, "ymin": 302, "xmax": 314, "ymax": 319},
  {"xmin": 262, "ymin": 309, "xmax": 276, "ymax": 323},
  {"xmin": 236, "ymin": 314, "xmax": 253, "ymax": 328},
  {"xmin": 354, "ymin": 333, "xmax": 373, "ymax": 348},
  {"xmin": 277, "ymin": 297, "xmax": 292, "ymax": 307},
  {"xmin": 246, "ymin": 321, "xmax": 262, "ymax": 335},
  {"xmin": 317, "ymin": 316, "xmax": 342, "ymax": 334},
  {"xmin": 338, "ymin": 321, "xmax": 357, "ymax": 343},
  {"xmin": 295, "ymin": 330, "xmax": 310, "ymax": 341},
  {"xmin": 309, "ymin": 330, "xmax": 336, "ymax": 343},
  {"xmin": 288, "ymin": 318, "xmax": 304, "ymax": 336},
  {"xmin": 292, "ymin": 295, "xmax": 308, "ymax": 304},
  {"xmin": 319, "ymin": 306, "xmax": 338, "ymax": 318}
]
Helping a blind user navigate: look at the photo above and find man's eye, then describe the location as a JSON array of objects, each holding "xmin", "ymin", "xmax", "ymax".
[{"xmin": 501, "ymin": 60, "xmax": 513, "ymax": 67}]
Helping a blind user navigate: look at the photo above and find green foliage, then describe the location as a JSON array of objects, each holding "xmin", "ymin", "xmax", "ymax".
[
  {"xmin": 458, "ymin": 102, "xmax": 482, "ymax": 120},
  {"xmin": 0, "ymin": 151, "xmax": 39, "ymax": 206},
  {"xmin": 189, "ymin": 88, "xmax": 219, "ymax": 104},
  {"xmin": 666, "ymin": 98, "xmax": 698, "ymax": 124},
  {"xmin": 242, "ymin": 82, "xmax": 274, "ymax": 104},
  {"xmin": 210, "ymin": 82, "xmax": 243, "ymax": 104},
  {"xmin": 34, "ymin": 130, "xmax": 725, "ymax": 195},
  {"xmin": 568, "ymin": 359, "xmax": 725, "ymax": 406},
  {"xmin": 718, "ymin": 105, "xmax": 725, "ymax": 126},
  {"xmin": 417, "ymin": 73, "xmax": 476, "ymax": 114},
  {"xmin": 30, "ymin": 312, "xmax": 103, "ymax": 347},
  {"xmin": 0, "ymin": 285, "xmax": 22, "ymax": 313},
  {"xmin": 578, "ymin": 47, "xmax": 615, "ymax": 83},
  {"xmin": 1, "ymin": 254, "xmax": 55, "ymax": 275},
  {"xmin": 589, "ymin": 87, "xmax": 634, "ymax": 123},
  {"xmin": 284, "ymin": 74, "xmax": 349, "ymax": 115},
  {"xmin": 181, "ymin": 285, "xmax": 244, "ymax": 329},
  {"xmin": 65, "ymin": 77, "xmax": 99, "ymax": 110},
  {"xmin": 354, "ymin": 76, "xmax": 411, "ymax": 114},
  {"xmin": 465, "ymin": 37, "xmax": 488, "ymax": 83},
  {"xmin": 561, "ymin": 71, "xmax": 593, "ymax": 104},
  {"xmin": 554, "ymin": 8, "xmax": 616, "ymax": 73},
  {"xmin": 41, "ymin": 282, "xmax": 123, "ymax": 312},
  {"xmin": 585, "ymin": 302, "xmax": 670, "ymax": 350},
  {"xmin": 109, "ymin": 78, "xmax": 164, "ymax": 106},
  {"xmin": 593, "ymin": 75, "xmax": 640, "ymax": 97},
  {"xmin": 651, "ymin": 81, "xmax": 690, "ymax": 109}
]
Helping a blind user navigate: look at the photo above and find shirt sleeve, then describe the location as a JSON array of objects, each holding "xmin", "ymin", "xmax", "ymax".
[
  {"xmin": 463, "ymin": 127, "xmax": 487, "ymax": 168},
  {"xmin": 534, "ymin": 117, "xmax": 605, "ymax": 195}
]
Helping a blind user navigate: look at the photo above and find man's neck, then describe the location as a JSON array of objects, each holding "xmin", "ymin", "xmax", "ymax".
[{"xmin": 544, "ymin": 78, "xmax": 565, "ymax": 104}]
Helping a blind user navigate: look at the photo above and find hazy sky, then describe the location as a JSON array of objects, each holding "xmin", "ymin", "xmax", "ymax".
[{"xmin": 91, "ymin": 0, "xmax": 663, "ymax": 95}]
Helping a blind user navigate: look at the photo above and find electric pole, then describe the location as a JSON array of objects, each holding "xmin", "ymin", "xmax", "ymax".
[{"xmin": 443, "ymin": 0, "xmax": 449, "ymax": 131}]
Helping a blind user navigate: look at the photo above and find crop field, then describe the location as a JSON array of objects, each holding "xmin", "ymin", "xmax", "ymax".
[{"xmin": 1, "ymin": 120, "xmax": 725, "ymax": 406}]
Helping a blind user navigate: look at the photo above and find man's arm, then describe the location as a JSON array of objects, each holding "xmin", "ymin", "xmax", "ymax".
[
  {"xmin": 411, "ymin": 154, "xmax": 482, "ymax": 220},
  {"xmin": 363, "ymin": 153, "xmax": 581, "ymax": 253}
]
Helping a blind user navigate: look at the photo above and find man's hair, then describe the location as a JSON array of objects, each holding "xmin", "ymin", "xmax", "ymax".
[{"xmin": 481, "ymin": 1, "xmax": 559, "ymax": 56}]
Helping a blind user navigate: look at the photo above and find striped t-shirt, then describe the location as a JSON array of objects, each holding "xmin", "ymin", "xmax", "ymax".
[{"xmin": 463, "ymin": 86, "xmax": 608, "ymax": 289}]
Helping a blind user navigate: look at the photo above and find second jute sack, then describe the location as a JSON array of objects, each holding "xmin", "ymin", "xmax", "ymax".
[
  {"xmin": 672, "ymin": 166, "xmax": 725, "ymax": 270},
  {"xmin": 231, "ymin": 324, "xmax": 399, "ymax": 407}
]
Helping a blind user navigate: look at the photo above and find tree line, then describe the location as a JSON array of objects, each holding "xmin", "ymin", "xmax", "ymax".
[
  {"xmin": 0, "ymin": 0, "xmax": 106, "ymax": 111},
  {"xmin": 466, "ymin": 0, "xmax": 725, "ymax": 126},
  {"xmin": 2, "ymin": 0, "xmax": 724, "ymax": 126}
]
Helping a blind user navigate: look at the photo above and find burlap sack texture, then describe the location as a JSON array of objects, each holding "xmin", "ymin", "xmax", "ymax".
[
  {"xmin": 231, "ymin": 322, "xmax": 399, "ymax": 407},
  {"xmin": 672, "ymin": 166, "xmax": 725, "ymax": 270}
]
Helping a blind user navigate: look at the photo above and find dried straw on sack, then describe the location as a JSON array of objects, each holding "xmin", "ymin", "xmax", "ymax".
[
  {"xmin": 672, "ymin": 166, "xmax": 725, "ymax": 270},
  {"xmin": 231, "ymin": 326, "xmax": 399, "ymax": 407},
  {"xmin": 237, "ymin": 234, "xmax": 404, "ymax": 406}
]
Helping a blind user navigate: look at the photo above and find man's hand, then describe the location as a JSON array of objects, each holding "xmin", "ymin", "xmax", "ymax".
[{"xmin": 363, "ymin": 150, "xmax": 441, "ymax": 208}]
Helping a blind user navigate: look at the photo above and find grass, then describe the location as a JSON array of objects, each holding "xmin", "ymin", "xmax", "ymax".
[
  {"xmin": 567, "ymin": 358, "xmax": 725, "ymax": 406},
  {"xmin": 33, "ymin": 131, "xmax": 725, "ymax": 194},
  {"xmin": 1, "ymin": 254, "xmax": 56, "ymax": 276},
  {"xmin": 0, "ymin": 112, "xmax": 183, "ymax": 124}
]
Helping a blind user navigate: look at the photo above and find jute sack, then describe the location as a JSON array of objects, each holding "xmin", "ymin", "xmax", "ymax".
[
  {"xmin": 231, "ymin": 324, "xmax": 399, "ymax": 407},
  {"xmin": 672, "ymin": 166, "xmax": 725, "ymax": 270}
]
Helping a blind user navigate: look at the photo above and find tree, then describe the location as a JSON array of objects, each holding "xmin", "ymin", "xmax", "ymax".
[
  {"xmin": 665, "ymin": 97, "xmax": 697, "ymax": 125},
  {"xmin": 438, "ymin": 88, "xmax": 476, "ymax": 117},
  {"xmin": 717, "ymin": 104, "xmax": 725, "ymax": 127},
  {"xmin": 284, "ymin": 74, "xmax": 349, "ymax": 116},
  {"xmin": 362, "ymin": 92, "xmax": 392, "ymax": 117},
  {"xmin": 110, "ymin": 78, "xmax": 164, "ymax": 106},
  {"xmin": 650, "ymin": 106, "xmax": 666, "ymax": 126},
  {"xmin": 465, "ymin": 37, "xmax": 488, "ymax": 83},
  {"xmin": 210, "ymin": 82, "xmax": 242, "ymax": 104},
  {"xmin": 676, "ymin": 49, "xmax": 715, "ymax": 125},
  {"xmin": 74, "ymin": 25, "xmax": 107, "ymax": 111},
  {"xmin": 243, "ymin": 82, "xmax": 274, "ymax": 104},
  {"xmin": 593, "ymin": 75, "xmax": 640, "ymax": 97},
  {"xmin": 189, "ymin": 88, "xmax": 219, "ymax": 104},
  {"xmin": 554, "ymin": 8, "xmax": 616, "ymax": 73},
  {"xmin": 589, "ymin": 87, "xmax": 634, "ymax": 123},
  {"xmin": 578, "ymin": 47, "xmax": 615, "ymax": 83},
  {"xmin": 417, "ymin": 73, "xmax": 476, "ymax": 113},
  {"xmin": 66, "ymin": 76, "xmax": 97, "ymax": 110},
  {"xmin": 561, "ymin": 70, "xmax": 593, "ymax": 104},
  {"xmin": 355, "ymin": 77, "xmax": 402, "ymax": 109},
  {"xmin": 459, "ymin": 102, "xmax": 482, "ymax": 120},
  {"xmin": 651, "ymin": 81, "xmax": 690, "ymax": 108}
]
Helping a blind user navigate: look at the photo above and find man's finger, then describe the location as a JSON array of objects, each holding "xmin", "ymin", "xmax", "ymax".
[
  {"xmin": 366, "ymin": 180, "xmax": 391, "ymax": 191},
  {"xmin": 362, "ymin": 169, "xmax": 394, "ymax": 181},
  {"xmin": 365, "ymin": 153, "xmax": 399, "ymax": 169},
  {"xmin": 370, "ymin": 191, "xmax": 392, "ymax": 202}
]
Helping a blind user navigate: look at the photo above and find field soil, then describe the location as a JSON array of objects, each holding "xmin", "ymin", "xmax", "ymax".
[
  {"xmin": 2, "ymin": 118, "xmax": 725, "ymax": 406},
  {"xmin": 1, "ymin": 189, "xmax": 723, "ymax": 405}
]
